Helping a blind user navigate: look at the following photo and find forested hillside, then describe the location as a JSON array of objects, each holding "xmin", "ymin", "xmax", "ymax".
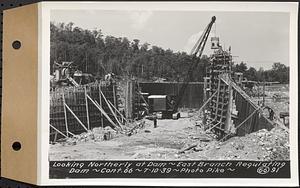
[
  {"xmin": 50, "ymin": 22, "xmax": 289, "ymax": 83},
  {"xmin": 50, "ymin": 22, "xmax": 209, "ymax": 82}
]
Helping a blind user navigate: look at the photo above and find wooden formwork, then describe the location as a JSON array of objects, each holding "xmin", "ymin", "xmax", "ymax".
[
  {"xmin": 204, "ymin": 50, "xmax": 275, "ymax": 140},
  {"xmin": 205, "ymin": 50, "xmax": 232, "ymax": 138},
  {"xmin": 124, "ymin": 81, "xmax": 135, "ymax": 120},
  {"xmin": 125, "ymin": 80, "xmax": 147, "ymax": 120},
  {"xmin": 49, "ymin": 81, "xmax": 118, "ymax": 142}
]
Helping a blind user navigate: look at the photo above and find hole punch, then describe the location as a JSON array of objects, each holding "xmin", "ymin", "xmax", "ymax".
[
  {"xmin": 12, "ymin": 142, "xmax": 21, "ymax": 151},
  {"xmin": 12, "ymin": 40, "xmax": 21, "ymax": 49}
]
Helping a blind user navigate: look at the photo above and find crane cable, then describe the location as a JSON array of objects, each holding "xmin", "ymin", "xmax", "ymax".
[
  {"xmin": 174, "ymin": 16, "xmax": 216, "ymax": 110},
  {"xmin": 190, "ymin": 24, "xmax": 209, "ymax": 55}
]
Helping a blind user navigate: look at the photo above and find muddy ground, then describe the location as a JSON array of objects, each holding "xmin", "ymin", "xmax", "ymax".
[{"xmin": 49, "ymin": 84, "xmax": 289, "ymax": 161}]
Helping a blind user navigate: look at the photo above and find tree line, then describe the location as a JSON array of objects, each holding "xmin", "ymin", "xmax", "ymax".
[
  {"xmin": 50, "ymin": 22, "xmax": 289, "ymax": 84},
  {"xmin": 233, "ymin": 62, "xmax": 289, "ymax": 84}
]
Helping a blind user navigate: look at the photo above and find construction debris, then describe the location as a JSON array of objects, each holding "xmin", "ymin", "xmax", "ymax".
[
  {"xmin": 50, "ymin": 111, "xmax": 289, "ymax": 161},
  {"xmin": 178, "ymin": 144, "xmax": 198, "ymax": 154}
]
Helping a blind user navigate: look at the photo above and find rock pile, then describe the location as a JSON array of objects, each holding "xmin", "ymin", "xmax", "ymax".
[
  {"xmin": 255, "ymin": 127, "xmax": 289, "ymax": 160},
  {"xmin": 61, "ymin": 126, "xmax": 117, "ymax": 146},
  {"xmin": 180, "ymin": 126, "xmax": 289, "ymax": 161}
]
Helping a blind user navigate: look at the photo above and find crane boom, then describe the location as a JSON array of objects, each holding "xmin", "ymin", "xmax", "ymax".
[{"xmin": 174, "ymin": 16, "xmax": 216, "ymax": 110}]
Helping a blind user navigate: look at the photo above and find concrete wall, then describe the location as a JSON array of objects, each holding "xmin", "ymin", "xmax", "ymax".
[
  {"xmin": 139, "ymin": 82, "xmax": 204, "ymax": 108},
  {"xmin": 50, "ymin": 83, "xmax": 117, "ymax": 142}
]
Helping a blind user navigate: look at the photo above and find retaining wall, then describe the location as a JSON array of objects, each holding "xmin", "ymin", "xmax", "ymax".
[{"xmin": 139, "ymin": 82, "xmax": 204, "ymax": 108}]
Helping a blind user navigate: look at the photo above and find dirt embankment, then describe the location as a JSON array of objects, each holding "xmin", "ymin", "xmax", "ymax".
[{"xmin": 197, "ymin": 127, "xmax": 289, "ymax": 160}]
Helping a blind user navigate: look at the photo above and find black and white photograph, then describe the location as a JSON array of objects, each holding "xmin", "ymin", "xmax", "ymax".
[
  {"xmin": 0, "ymin": 1, "xmax": 298, "ymax": 187},
  {"xmin": 45, "ymin": 2, "xmax": 296, "ymax": 182}
]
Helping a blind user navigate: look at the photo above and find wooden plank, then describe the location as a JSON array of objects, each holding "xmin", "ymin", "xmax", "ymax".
[
  {"xmin": 64, "ymin": 103, "xmax": 88, "ymax": 131},
  {"xmin": 62, "ymin": 91, "xmax": 69, "ymax": 137},
  {"xmin": 67, "ymin": 131, "xmax": 75, "ymax": 137},
  {"xmin": 198, "ymin": 90, "xmax": 218, "ymax": 112},
  {"xmin": 125, "ymin": 81, "xmax": 133, "ymax": 119},
  {"xmin": 50, "ymin": 124, "xmax": 68, "ymax": 138},
  {"xmin": 203, "ymin": 77, "xmax": 208, "ymax": 125},
  {"xmin": 100, "ymin": 90, "xmax": 123, "ymax": 128},
  {"xmin": 214, "ymin": 78, "xmax": 221, "ymax": 118},
  {"xmin": 113, "ymin": 84, "xmax": 117, "ymax": 114},
  {"xmin": 84, "ymin": 86, "xmax": 90, "ymax": 130},
  {"xmin": 205, "ymin": 121, "xmax": 221, "ymax": 133},
  {"xmin": 53, "ymin": 131, "xmax": 58, "ymax": 143},
  {"xmin": 108, "ymin": 100, "xmax": 128, "ymax": 124},
  {"xmin": 224, "ymin": 83, "xmax": 233, "ymax": 132},
  {"xmin": 86, "ymin": 94, "xmax": 120, "ymax": 129},
  {"xmin": 98, "ymin": 85, "xmax": 104, "ymax": 129},
  {"xmin": 220, "ymin": 108, "xmax": 259, "ymax": 142}
]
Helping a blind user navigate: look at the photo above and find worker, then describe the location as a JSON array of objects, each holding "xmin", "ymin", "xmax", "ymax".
[
  {"xmin": 104, "ymin": 73, "xmax": 116, "ymax": 85},
  {"xmin": 195, "ymin": 121, "xmax": 201, "ymax": 134},
  {"xmin": 110, "ymin": 73, "xmax": 116, "ymax": 84},
  {"xmin": 153, "ymin": 115, "xmax": 157, "ymax": 128},
  {"xmin": 265, "ymin": 106, "xmax": 274, "ymax": 120},
  {"xmin": 103, "ymin": 128, "xmax": 112, "ymax": 141},
  {"xmin": 269, "ymin": 108, "xmax": 274, "ymax": 120},
  {"xmin": 170, "ymin": 99, "xmax": 175, "ymax": 109},
  {"xmin": 104, "ymin": 73, "xmax": 111, "ymax": 81},
  {"xmin": 121, "ymin": 109, "xmax": 126, "ymax": 118}
]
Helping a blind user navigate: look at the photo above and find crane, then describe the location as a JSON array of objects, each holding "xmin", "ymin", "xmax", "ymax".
[
  {"xmin": 173, "ymin": 16, "xmax": 216, "ymax": 112},
  {"xmin": 147, "ymin": 16, "xmax": 216, "ymax": 119}
]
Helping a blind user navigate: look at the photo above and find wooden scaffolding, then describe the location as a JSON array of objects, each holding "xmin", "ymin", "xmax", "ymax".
[
  {"xmin": 203, "ymin": 49, "xmax": 275, "ymax": 140},
  {"xmin": 204, "ymin": 49, "xmax": 232, "ymax": 138}
]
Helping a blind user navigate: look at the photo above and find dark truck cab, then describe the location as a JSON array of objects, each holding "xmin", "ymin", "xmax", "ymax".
[{"xmin": 148, "ymin": 95, "xmax": 180, "ymax": 119}]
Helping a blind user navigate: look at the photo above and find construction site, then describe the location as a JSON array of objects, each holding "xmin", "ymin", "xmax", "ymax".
[{"xmin": 49, "ymin": 16, "xmax": 290, "ymax": 161}]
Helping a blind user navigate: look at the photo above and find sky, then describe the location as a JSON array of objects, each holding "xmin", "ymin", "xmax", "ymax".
[{"xmin": 51, "ymin": 10, "xmax": 290, "ymax": 70}]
